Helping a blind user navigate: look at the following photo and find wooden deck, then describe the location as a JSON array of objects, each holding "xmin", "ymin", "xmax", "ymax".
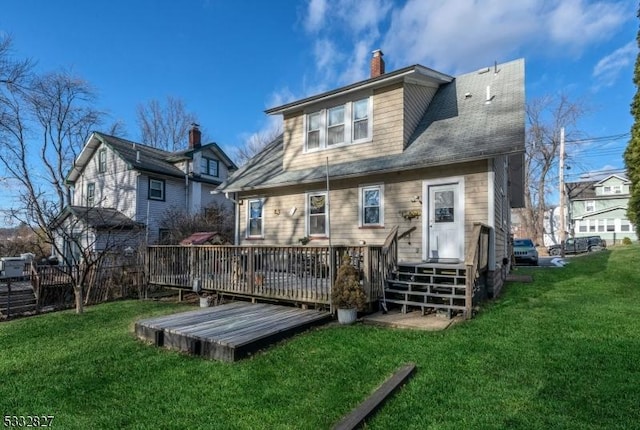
[{"xmin": 135, "ymin": 301, "xmax": 332, "ymax": 362}]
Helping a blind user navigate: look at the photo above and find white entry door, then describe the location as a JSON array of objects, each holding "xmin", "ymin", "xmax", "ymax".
[{"xmin": 423, "ymin": 179, "xmax": 464, "ymax": 262}]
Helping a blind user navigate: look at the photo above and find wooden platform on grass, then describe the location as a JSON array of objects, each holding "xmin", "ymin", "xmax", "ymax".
[{"xmin": 135, "ymin": 301, "xmax": 332, "ymax": 362}]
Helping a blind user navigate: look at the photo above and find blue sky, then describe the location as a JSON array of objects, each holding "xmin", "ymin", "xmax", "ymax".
[{"xmin": 0, "ymin": 0, "xmax": 637, "ymax": 212}]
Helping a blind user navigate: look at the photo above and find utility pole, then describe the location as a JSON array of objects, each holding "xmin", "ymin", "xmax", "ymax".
[{"xmin": 559, "ymin": 127, "xmax": 566, "ymax": 258}]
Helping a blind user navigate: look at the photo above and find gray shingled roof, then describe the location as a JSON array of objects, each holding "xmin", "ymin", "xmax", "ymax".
[
  {"xmin": 567, "ymin": 181, "xmax": 596, "ymax": 200},
  {"xmin": 52, "ymin": 206, "xmax": 143, "ymax": 229},
  {"xmin": 221, "ymin": 58, "xmax": 525, "ymax": 193},
  {"xmin": 66, "ymin": 132, "xmax": 237, "ymax": 185},
  {"xmin": 96, "ymin": 133, "xmax": 186, "ymax": 178}
]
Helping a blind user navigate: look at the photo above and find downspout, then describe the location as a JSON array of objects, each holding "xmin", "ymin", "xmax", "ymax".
[
  {"xmin": 185, "ymin": 169, "xmax": 189, "ymax": 212},
  {"xmin": 235, "ymin": 193, "xmax": 240, "ymax": 246}
]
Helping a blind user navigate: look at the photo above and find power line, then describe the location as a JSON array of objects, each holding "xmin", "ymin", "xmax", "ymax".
[{"xmin": 565, "ymin": 132, "xmax": 630, "ymax": 144}]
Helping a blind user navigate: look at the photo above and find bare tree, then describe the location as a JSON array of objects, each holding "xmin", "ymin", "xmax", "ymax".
[
  {"xmin": 523, "ymin": 94, "xmax": 588, "ymax": 245},
  {"xmin": 158, "ymin": 202, "xmax": 234, "ymax": 245},
  {"xmin": 235, "ymin": 126, "xmax": 283, "ymax": 166},
  {"xmin": 136, "ymin": 96, "xmax": 199, "ymax": 151},
  {"xmin": 0, "ymin": 35, "xmax": 110, "ymax": 313}
]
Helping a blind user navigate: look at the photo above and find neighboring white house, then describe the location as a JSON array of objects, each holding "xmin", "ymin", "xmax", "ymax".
[{"xmin": 54, "ymin": 125, "xmax": 237, "ymax": 260}]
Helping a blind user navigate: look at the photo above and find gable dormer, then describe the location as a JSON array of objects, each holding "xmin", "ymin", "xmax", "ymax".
[
  {"xmin": 593, "ymin": 174, "xmax": 630, "ymax": 196},
  {"xmin": 266, "ymin": 51, "xmax": 453, "ymax": 172}
]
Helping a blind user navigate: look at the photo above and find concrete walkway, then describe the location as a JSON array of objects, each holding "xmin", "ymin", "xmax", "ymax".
[{"xmin": 363, "ymin": 309, "xmax": 462, "ymax": 331}]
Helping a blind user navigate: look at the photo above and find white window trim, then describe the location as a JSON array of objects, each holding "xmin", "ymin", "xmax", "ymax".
[
  {"xmin": 148, "ymin": 178, "xmax": 165, "ymax": 201},
  {"xmin": 246, "ymin": 198, "xmax": 265, "ymax": 238},
  {"xmin": 98, "ymin": 149, "xmax": 107, "ymax": 173},
  {"xmin": 306, "ymin": 191, "xmax": 329, "ymax": 237},
  {"xmin": 87, "ymin": 183, "xmax": 95, "ymax": 206},
  {"xmin": 585, "ymin": 200, "xmax": 595, "ymax": 213},
  {"xmin": 358, "ymin": 184, "xmax": 384, "ymax": 227},
  {"xmin": 201, "ymin": 157, "xmax": 219, "ymax": 177},
  {"xmin": 303, "ymin": 96, "xmax": 373, "ymax": 153}
]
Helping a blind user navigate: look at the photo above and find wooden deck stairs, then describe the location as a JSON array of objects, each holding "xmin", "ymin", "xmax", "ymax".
[
  {"xmin": 384, "ymin": 262, "xmax": 467, "ymax": 318},
  {"xmin": 0, "ymin": 282, "xmax": 38, "ymax": 318}
]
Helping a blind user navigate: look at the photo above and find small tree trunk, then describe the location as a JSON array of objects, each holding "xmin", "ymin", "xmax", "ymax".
[{"xmin": 74, "ymin": 283, "xmax": 84, "ymax": 314}]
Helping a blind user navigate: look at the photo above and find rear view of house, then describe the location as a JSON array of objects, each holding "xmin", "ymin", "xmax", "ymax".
[{"xmin": 219, "ymin": 51, "xmax": 525, "ymax": 304}]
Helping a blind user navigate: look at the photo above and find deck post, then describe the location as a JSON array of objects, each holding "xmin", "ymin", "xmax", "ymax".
[
  {"xmin": 247, "ymin": 247, "xmax": 255, "ymax": 295},
  {"xmin": 362, "ymin": 246, "xmax": 372, "ymax": 309},
  {"xmin": 465, "ymin": 264, "xmax": 473, "ymax": 319}
]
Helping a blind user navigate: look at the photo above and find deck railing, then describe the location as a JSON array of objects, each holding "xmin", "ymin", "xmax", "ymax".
[
  {"xmin": 464, "ymin": 223, "xmax": 491, "ymax": 319},
  {"xmin": 146, "ymin": 245, "xmax": 384, "ymax": 307}
]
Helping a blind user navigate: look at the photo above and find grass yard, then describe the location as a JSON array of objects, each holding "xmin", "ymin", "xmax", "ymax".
[{"xmin": 1, "ymin": 245, "xmax": 640, "ymax": 429}]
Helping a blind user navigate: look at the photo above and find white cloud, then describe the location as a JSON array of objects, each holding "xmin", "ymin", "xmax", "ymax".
[
  {"xmin": 335, "ymin": 0, "xmax": 392, "ymax": 37},
  {"xmin": 314, "ymin": 38, "xmax": 341, "ymax": 72},
  {"xmin": 338, "ymin": 40, "xmax": 370, "ymax": 84},
  {"xmin": 383, "ymin": 0, "xmax": 632, "ymax": 74},
  {"xmin": 592, "ymin": 41, "xmax": 637, "ymax": 89},
  {"xmin": 547, "ymin": 0, "xmax": 629, "ymax": 50},
  {"xmin": 304, "ymin": 0, "xmax": 328, "ymax": 33}
]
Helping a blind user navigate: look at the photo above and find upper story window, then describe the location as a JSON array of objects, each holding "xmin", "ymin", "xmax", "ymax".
[
  {"xmin": 98, "ymin": 149, "xmax": 107, "ymax": 173},
  {"xmin": 148, "ymin": 178, "xmax": 165, "ymax": 201},
  {"xmin": 201, "ymin": 157, "xmax": 219, "ymax": 177},
  {"xmin": 359, "ymin": 184, "xmax": 384, "ymax": 227},
  {"xmin": 585, "ymin": 200, "xmax": 595, "ymax": 213},
  {"xmin": 305, "ymin": 97, "xmax": 372, "ymax": 152},
  {"xmin": 87, "ymin": 183, "xmax": 95, "ymax": 206},
  {"xmin": 602, "ymin": 185, "xmax": 622, "ymax": 194},
  {"xmin": 247, "ymin": 199, "xmax": 263, "ymax": 238}
]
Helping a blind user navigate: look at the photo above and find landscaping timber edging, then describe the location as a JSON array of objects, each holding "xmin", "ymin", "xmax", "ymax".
[{"xmin": 332, "ymin": 363, "xmax": 416, "ymax": 430}]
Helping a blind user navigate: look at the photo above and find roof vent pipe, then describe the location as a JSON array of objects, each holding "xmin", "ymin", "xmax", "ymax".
[{"xmin": 485, "ymin": 85, "xmax": 495, "ymax": 104}]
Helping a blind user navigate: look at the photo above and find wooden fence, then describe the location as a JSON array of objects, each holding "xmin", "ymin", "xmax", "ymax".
[{"xmin": 31, "ymin": 258, "xmax": 143, "ymax": 308}]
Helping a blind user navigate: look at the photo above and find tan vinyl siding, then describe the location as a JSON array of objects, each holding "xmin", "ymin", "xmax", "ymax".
[
  {"xmin": 403, "ymin": 83, "xmax": 438, "ymax": 145},
  {"xmin": 281, "ymin": 83, "xmax": 405, "ymax": 172},
  {"xmin": 238, "ymin": 161, "xmax": 489, "ymax": 263}
]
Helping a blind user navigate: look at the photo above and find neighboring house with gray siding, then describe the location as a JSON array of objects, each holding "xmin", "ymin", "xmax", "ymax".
[
  {"xmin": 567, "ymin": 173, "xmax": 636, "ymax": 244},
  {"xmin": 55, "ymin": 125, "xmax": 237, "ymax": 259},
  {"xmin": 219, "ymin": 52, "xmax": 525, "ymax": 296}
]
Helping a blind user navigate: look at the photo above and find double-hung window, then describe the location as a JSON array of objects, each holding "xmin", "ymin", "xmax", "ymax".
[
  {"xmin": 359, "ymin": 185, "xmax": 384, "ymax": 227},
  {"xmin": 247, "ymin": 199, "xmax": 263, "ymax": 238},
  {"xmin": 149, "ymin": 178, "xmax": 165, "ymax": 201},
  {"xmin": 307, "ymin": 192, "xmax": 328, "ymax": 237},
  {"xmin": 585, "ymin": 200, "xmax": 595, "ymax": 213},
  {"xmin": 352, "ymin": 99, "xmax": 370, "ymax": 141},
  {"xmin": 201, "ymin": 157, "xmax": 219, "ymax": 177},
  {"xmin": 305, "ymin": 97, "xmax": 371, "ymax": 151},
  {"xmin": 327, "ymin": 106, "xmax": 345, "ymax": 146},
  {"xmin": 98, "ymin": 149, "xmax": 107, "ymax": 173},
  {"xmin": 87, "ymin": 183, "xmax": 95, "ymax": 206}
]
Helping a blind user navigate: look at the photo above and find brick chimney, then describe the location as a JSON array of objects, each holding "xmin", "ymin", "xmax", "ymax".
[
  {"xmin": 370, "ymin": 49, "xmax": 385, "ymax": 78},
  {"xmin": 189, "ymin": 123, "xmax": 201, "ymax": 149}
]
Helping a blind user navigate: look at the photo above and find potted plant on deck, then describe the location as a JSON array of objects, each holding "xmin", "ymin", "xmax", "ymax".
[{"xmin": 331, "ymin": 254, "xmax": 367, "ymax": 325}]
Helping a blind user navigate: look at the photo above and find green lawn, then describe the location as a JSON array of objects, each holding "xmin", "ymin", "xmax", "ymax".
[{"xmin": 1, "ymin": 245, "xmax": 640, "ymax": 429}]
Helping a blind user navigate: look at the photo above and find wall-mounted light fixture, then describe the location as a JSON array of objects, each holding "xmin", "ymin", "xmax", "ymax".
[{"xmin": 410, "ymin": 195, "xmax": 422, "ymax": 204}]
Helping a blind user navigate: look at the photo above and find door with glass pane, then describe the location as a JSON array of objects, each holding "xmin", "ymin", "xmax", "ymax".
[{"xmin": 424, "ymin": 181, "xmax": 464, "ymax": 262}]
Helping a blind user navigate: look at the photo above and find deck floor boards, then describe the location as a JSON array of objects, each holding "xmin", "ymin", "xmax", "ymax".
[{"xmin": 135, "ymin": 302, "xmax": 332, "ymax": 361}]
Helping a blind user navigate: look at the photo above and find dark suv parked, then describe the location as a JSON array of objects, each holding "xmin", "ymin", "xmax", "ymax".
[{"xmin": 548, "ymin": 236, "xmax": 606, "ymax": 256}]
